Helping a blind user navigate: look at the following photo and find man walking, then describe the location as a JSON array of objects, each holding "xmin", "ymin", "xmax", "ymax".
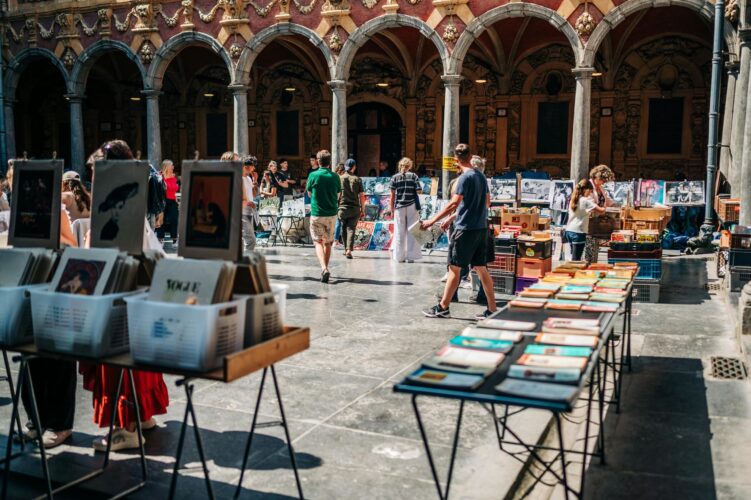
[
  {"xmin": 241, "ymin": 156, "xmax": 258, "ymax": 252},
  {"xmin": 338, "ymin": 158, "xmax": 364, "ymax": 259},
  {"xmin": 421, "ymin": 144, "xmax": 496, "ymax": 319},
  {"xmin": 306, "ymin": 150, "xmax": 341, "ymax": 282}
]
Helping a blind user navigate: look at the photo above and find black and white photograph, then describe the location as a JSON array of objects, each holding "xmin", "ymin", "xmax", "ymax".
[
  {"xmin": 9, "ymin": 160, "xmax": 63, "ymax": 249},
  {"xmin": 603, "ymin": 181, "xmax": 637, "ymax": 206},
  {"xmin": 548, "ymin": 181, "xmax": 574, "ymax": 211},
  {"xmin": 664, "ymin": 180, "xmax": 705, "ymax": 206},
  {"xmin": 178, "ymin": 160, "xmax": 243, "ymax": 261},
  {"xmin": 520, "ymin": 179, "xmax": 551, "ymax": 203},
  {"xmin": 488, "ymin": 179, "xmax": 517, "ymax": 202},
  {"xmin": 90, "ymin": 160, "xmax": 150, "ymax": 255}
]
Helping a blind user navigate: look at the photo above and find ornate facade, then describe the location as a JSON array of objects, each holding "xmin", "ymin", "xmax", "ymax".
[{"xmin": 0, "ymin": 0, "xmax": 742, "ymax": 184}]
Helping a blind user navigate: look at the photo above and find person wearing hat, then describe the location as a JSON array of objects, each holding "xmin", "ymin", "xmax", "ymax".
[
  {"xmin": 338, "ymin": 158, "xmax": 364, "ymax": 259},
  {"xmin": 61, "ymin": 170, "xmax": 91, "ymax": 222}
]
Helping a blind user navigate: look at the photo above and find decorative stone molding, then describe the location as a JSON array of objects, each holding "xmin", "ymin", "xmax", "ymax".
[
  {"xmin": 328, "ymin": 28, "xmax": 343, "ymax": 52},
  {"xmin": 725, "ymin": 0, "xmax": 739, "ymax": 25},
  {"xmin": 575, "ymin": 11, "xmax": 596, "ymax": 38},
  {"xmin": 139, "ymin": 40, "xmax": 156, "ymax": 64},
  {"xmin": 61, "ymin": 48, "xmax": 77, "ymax": 69},
  {"xmin": 230, "ymin": 42, "xmax": 243, "ymax": 58},
  {"xmin": 442, "ymin": 20, "xmax": 459, "ymax": 43}
]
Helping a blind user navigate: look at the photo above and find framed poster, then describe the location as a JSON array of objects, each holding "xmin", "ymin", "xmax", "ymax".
[
  {"xmin": 664, "ymin": 180, "xmax": 705, "ymax": 206},
  {"xmin": 90, "ymin": 160, "xmax": 150, "ymax": 255},
  {"xmin": 488, "ymin": 179, "xmax": 517, "ymax": 202},
  {"xmin": 520, "ymin": 179, "xmax": 551, "ymax": 203},
  {"xmin": 9, "ymin": 159, "xmax": 63, "ymax": 249},
  {"xmin": 548, "ymin": 180, "xmax": 574, "ymax": 211},
  {"xmin": 178, "ymin": 160, "xmax": 243, "ymax": 261},
  {"xmin": 637, "ymin": 180, "xmax": 666, "ymax": 207}
]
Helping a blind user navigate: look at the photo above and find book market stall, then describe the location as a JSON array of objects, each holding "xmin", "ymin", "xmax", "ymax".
[
  {"xmin": 395, "ymin": 261, "xmax": 636, "ymax": 499},
  {"xmin": 0, "ymin": 159, "xmax": 310, "ymax": 499}
]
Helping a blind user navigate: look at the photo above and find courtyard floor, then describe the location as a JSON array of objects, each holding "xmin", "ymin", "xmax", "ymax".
[{"xmin": 2, "ymin": 246, "xmax": 751, "ymax": 499}]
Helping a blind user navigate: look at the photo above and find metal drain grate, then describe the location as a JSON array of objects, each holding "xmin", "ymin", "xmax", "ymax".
[{"xmin": 709, "ymin": 357, "xmax": 748, "ymax": 380}]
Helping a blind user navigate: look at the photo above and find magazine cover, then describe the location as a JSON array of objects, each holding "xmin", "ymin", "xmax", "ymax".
[
  {"xmin": 488, "ymin": 179, "xmax": 516, "ymax": 202},
  {"xmin": 637, "ymin": 180, "xmax": 665, "ymax": 207},
  {"xmin": 664, "ymin": 180, "xmax": 704, "ymax": 206},
  {"xmin": 353, "ymin": 221, "xmax": 374, "ymax": 250},
  {"xmin": 603, "ymin": 181, "xmax": 636, "ymax": 206},
  {"xmin": 90, "ymin": 160, "xmax": 150, "ymax": 254},
  {"xmin": 368, "ymin": 222, "xmax": 395, "ymax": 250}
]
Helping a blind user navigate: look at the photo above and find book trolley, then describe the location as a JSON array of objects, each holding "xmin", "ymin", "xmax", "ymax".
[
  {"xmin": 394, "ymin": 272, "xmax": 634, "ymax": 500},
  {"xmin": 1, "ymin": 282, "xmax": 310, "ymax": 500}
]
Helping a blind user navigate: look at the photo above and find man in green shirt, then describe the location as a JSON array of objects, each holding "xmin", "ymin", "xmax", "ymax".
[{"xmin": 306, "ymin": 150, "xmax": 341, "ymax": 283}]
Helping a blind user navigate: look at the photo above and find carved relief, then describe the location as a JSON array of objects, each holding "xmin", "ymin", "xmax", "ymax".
[
  {"xmin": 328, "ymin": 29, "xmax": 343, "ymax": 53},
  {"xmin": 575, "ymin": 11, "xmax": 596, "ymax": 38},
  {"xmin": 442, "ymin": 21, "xmax": 459, "ymax": 43},
  {"xmin": 139, "ymin": 40, "xmax": 155, "ymax": 64},
  {"xmin": 725, "ymin": 0, "xmax": 739, "ymax": 24},
  {"xmin": 61, "ymin": 48, "xmax": 76, "ymax": 69}
]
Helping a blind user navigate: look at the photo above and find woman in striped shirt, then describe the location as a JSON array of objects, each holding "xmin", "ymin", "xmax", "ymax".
[{"xmin": 389, "ymin": 157, "xmax": 423, "ymax": 262}]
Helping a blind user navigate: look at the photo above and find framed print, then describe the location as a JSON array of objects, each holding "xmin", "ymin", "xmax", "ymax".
[
  {"xmin": 520, "ymin": 179, "xmax": 551, "ymax": 203},
  {"xmin": 664, "ymin": 180, "xmax": 705, "ymax": 206},
  {"xmin": 178, "ymin": 160, "xmax": 243, "ymax": 261},
  {"xmin": 90, "ymin": 160, "xmax": 150, "ymax": 255},
  {"xmin": 488, "ymin": 178, "xmax": 517, "ymax": 202},
  {"xmin": 9, "ymin": 159, "xmax": 63, "ymax": 249},
  {"xmin": 637, "ymin": 179, "xmax": 666, "ymax": 207},
  {"xmin": 548, "ymin": 180, "xmax": 575, "ymax": 211}
]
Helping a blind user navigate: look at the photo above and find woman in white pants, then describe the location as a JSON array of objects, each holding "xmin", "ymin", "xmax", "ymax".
[{"xmin": 389, "ymin": 157, "xmax": 423, "ymax": 262}]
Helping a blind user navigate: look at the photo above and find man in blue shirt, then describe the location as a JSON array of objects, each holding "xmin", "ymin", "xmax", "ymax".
[{"xmin": 421, "ymin": 144, "xmax": 496, "ymax": 319}]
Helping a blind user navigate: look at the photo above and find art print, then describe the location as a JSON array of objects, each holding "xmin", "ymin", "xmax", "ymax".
[
  {"xmin": 353, "ymin": 221, "xmax": 374, "ymax": 250},
  {"xmin": 361, "ymin": 177, "xmax": 377, "ymax": 195},
  {"xmin": 664, "ymin": 180, "xmax": 704, "ymax": 206},
  {"xmin": 178, "ymin": 160, "xmax": 242, "ymax": 261},
  {"xmin": 90, "ymin": 160, "xmax": 149, "ymax": 255},
  {"xmin": 9, "ymin": 160, "xmax": 62, "ymax": 249},
  {"xmin": 520, "ymin": 179, "xmax": 551, "ymax": 203},
  {"xmin": 259, "ymin": 197, "xmax": 280, "ymax": 215},
  {"xmin": 638, "ymin": 180, "xmax": 665, "ymax": 207},
  {"xmin": 419, "ymin": 194, "xmax": 437, "ymax": 220},
  {"xmin": 361, "ymin": 177, "xmax": 391, "ymax": 195},
  {"xmin": 55, "ymin": 258, "xmax": 106, "ymax": 295},
  {"xmin": 377, "ymin": 194, "xmax": 392, "ymax": 220},
  {"xmin": 280, "ymin": 198, "xmax": 305, "ymax": 217},
  {"xmin": 368, "ymin": 222, "xmax": 394, "ymax": 250},
  {"xmin": 419, "ymin": 177, "xmax": 433, "ymax": 194},
  {"xmin": 548, "ymin": 181, "xmax": 574, "ymax": 211},
  {"xmin": 488, "ymin": 179, "xmax": 517, "ymax": 202}
]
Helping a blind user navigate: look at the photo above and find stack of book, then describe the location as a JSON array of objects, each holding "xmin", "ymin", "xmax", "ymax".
[
  {"xmin": 0, "ymin": 248, "xmax": 58, "ymax": 287},
  {"xmin": 407, "ymin": 321, "xmax": 532, "ymax": 390},
  {"xmin": 49, "ymin": 248, "xmax": 140, "ymax": 296},
  {"xmin": 148, "ymin": 259, "xmax": 237, "ymax": 305}
]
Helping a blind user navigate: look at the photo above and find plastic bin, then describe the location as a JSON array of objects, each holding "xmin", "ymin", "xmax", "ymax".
[
  {"xmin": 31, "ymin": 289, "xmax": 138, "ymax": 357},
  {"xmin": 727, "ymin": 267, "xmax": 751, "ymax": 292},
  {"xmin": 243, "ymin": 284, "xmax": 288, "ymax": 347},
  {"xmin": 126, "ymin": 294, "xmax": 247, "ymax": 371},
  {"xmin": 731, "ymin": 234, "xmax": 751, "ymax": 250},
  {"xmin": 517, "ymin": 239, "xmax": 553, "ymax": 259},
  {"xmin": 0, "ymin": 285, "xmax": 46, "ymax": 346},
  {"xmin": 632, "ymin": 280, "xmax": 660, "ymax": 303},
  {"xmin": 515, "ymin": 277, "xmax": 538, "ymax": 293},
  {"xmin": 608, "ymin": 258, "xmax": 662, "ymax": 280},
  {"xmin": 488, "ymin": 254, "xmax": 516, "ymax": 273},
  {"xmin": 494, "ymin": 238, "xmax": 517, "ymax": 255},
  {"xmin": 728, "ymin": 249, "xmax": 751, "ymax": 268}
]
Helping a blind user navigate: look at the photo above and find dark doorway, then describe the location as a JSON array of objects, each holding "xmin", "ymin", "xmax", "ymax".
[
  {"xmin": 206, "ymin": 113, "xmax": 228, "ymax": 158},
  {"xmin": 347, "ymin": 103, "xmax": 403, "ymax": 176}
]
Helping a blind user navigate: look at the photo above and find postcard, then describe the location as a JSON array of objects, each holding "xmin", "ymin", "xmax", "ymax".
[{"xmin": 50, "ymin": 247, "xmax": 121, "ymax": 296}]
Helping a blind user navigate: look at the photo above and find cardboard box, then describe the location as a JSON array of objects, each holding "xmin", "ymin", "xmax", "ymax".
[{"xmin": 501, "ymin": 208, "xmax": 539, "ymax": 233}]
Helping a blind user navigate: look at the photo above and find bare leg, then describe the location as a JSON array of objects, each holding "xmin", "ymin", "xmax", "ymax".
[
  {"xmin": 474, "ymin": 266, "xmax": 497, "ymax": 312},
  {"xmin": 323, "ymin": 242, "xmax": 332, "ymax": 269},
  {"xmin": 314, "ymin": 240, "xmax": 326, "ymax": 270},
  {"xmin": 440, "ymin": 265, "xmax": 462, "ymax": 310}
]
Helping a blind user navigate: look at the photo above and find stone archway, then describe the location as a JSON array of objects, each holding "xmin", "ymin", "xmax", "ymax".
[
  {"xmin": 5, "ymin": 48, "xmax": 69, "ymax": 101},
  {"xmin": 335, "ymin": 14, "xmax": 451, "ymax": 80},
  {"xmin": 146, "ymin": 31, "xmax": 233, "ymax": 91},
  {"xmin": 583, "ymin": 0, "xmax": 736, "ymax": 67},
  {"xmin": 234, "ymin": 23, "xmax": 336, "ymax": 86},
  {"xmin": 69, "ymin": 40, "xmax": 147, "ymax": 96},
  {"xmin": 449, "ymin": 4, "xmax": 584, "ymax": 75}
]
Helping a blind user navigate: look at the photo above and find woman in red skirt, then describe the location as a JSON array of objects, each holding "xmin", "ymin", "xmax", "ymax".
[{"xmin": 84, "ymin": 140, "xmax": 169, "ymax": 451}]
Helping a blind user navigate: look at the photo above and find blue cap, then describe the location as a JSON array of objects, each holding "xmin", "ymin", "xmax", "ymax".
[{"xmin": 345, "ymin": 159, "xmax": 356, "ymax": 172}]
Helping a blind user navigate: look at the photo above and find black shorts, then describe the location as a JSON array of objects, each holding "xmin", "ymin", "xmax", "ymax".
[{"xmin": 449, "ymin": 229, "xmax": 489, "ymax": 268}]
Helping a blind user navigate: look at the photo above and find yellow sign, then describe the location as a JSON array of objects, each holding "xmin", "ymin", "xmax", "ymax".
[{"xmin": 442, "ymin": 156, "xmax": 455, "ymax": 170}]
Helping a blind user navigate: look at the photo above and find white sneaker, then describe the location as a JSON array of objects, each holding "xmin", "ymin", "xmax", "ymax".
[
  {"xmin": 440, "ymin": 272, "xmax": 449, "ymax": 282},
  {"xmin": 41, "ymin": 429, "xmax": 72, "ymax": 449},
  {"xmin": 459, "ymin": 279, "xmax": 473, "ymax": 289},
  {"xmin": 92, "ymin": 428, "xmax": 144, "ymax": 452},
  {"xmin": 140, "ymin": 417, "xmax": 157, "ymax": 431}
]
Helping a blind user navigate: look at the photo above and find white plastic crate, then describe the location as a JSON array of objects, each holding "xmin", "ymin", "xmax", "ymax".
[
  {"xmin": 727, "ymin": 267, "xmax": 751, "ymax": 292},
  {"xmin": 126, "ymin": 294, "xmax": 247, "ymax": 371},
  {"xmin": 0, "ymin": 284, "xmax": 46, "ymax": 346},
  {"xmin": 243, "ymin": 284, "xmax": 288, "ymax": 346},
  {"xmin": 632, "ymin": 280, "xmax": 660, "ymax": 303},
  {"xmin": 31, "ymin": 289, "xmax": 137, "ymax": 357},
  {"xmin": 471, "ymin": 270, "xmax": 515, "ymax": 295}
]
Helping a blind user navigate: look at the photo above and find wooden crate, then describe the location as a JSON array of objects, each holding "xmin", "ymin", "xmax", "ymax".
[{"xmin": 718, "ymin": 197, "xmax": 740, "ymax": 222}]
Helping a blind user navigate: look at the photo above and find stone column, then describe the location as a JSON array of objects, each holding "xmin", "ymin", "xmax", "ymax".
[
  {"xmin": 731, "ymin": 29, "xmax": 751, "ymax": 196},
  {"xmin": 329, "ymin": 80, "xmax": 347, "ymax": 167},
  {"xmin": 719, "ymin": 63, "xmax": 738, "ymax": 181},
  {"xmin": 570, "ymin": 67, "xmax": 594, "ymax": 181},
  {"xmin": 4, "ymin": 99, "xmax": 15, "ymax": 162},
  {"xmin": 441, "ymin": 74, "xmax": 462, "ymax": 198},
  {"xmin": 142, "ymin": 90, "xmax": 162, "ymax": 168},
  {"xmin": 66, "ymin": 94, "xmax": 85, "ymax": 177},
  {"xmin": 740, "ymin": 69, "xmax": 751, "ymax": 225},
  {"xmin": 230, "ymin": 84, "xmax": 249, "ymax": 156}
]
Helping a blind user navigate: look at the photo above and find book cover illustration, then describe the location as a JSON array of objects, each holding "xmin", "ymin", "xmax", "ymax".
[
  {"xmin": 55, "ymin": 258, "xmax": 107, "ymax": 295},
  {"xmin": 148, "ymin": 259, "xmax": 225, "ymax": 305},
  {"xmin": 449, "ymin": 336, "xmax": 514, "ymax": 353},
  {"xmin": 353, "ymin": 221, "xmax": 374, "ymax": 250},
  {"xmin": 406, "ymin": 368, "xmax": 485, "ymax": 390},
  {"xmin": 185, "ymin": 172, "xmax": 234, "ymax": 250},
  {"xmin": 508, "ymin": 365, "xmax": 581, "ymax": 384},
  {"xmin": 368, "ymin": 222, "xmax": 394, "ymax": 250},
  {"xmin": 637, "ymin": 180, "xmax": 666, "ymax": 207},
  {"xmin": 535, "ymin": 333, "xmax": 599, "ymax": 347},
  {"xmin": 524, "ymin": 345, "xmax": 593, "ymax": 357}
]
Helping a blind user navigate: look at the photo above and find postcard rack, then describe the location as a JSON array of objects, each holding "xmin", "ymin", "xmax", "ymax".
[
  {"xmin": 0, "ymin": 284, "xmax": 46, "ymax": 346},
  {"xmin": 30, "ymin": 289, "xmax": 138, "ymax": 357}
]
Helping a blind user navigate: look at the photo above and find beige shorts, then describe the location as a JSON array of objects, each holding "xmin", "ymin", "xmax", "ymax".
[{"xmin": 310, "ymin": 216, "xmax": 336, "ymax": 244}]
